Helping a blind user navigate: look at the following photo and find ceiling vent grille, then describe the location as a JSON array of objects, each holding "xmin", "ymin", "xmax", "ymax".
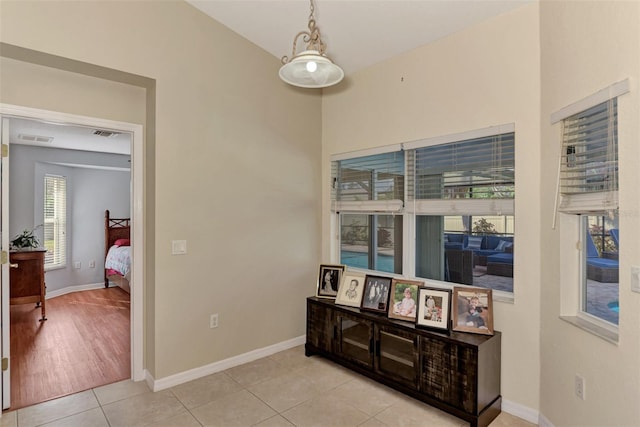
[
  {"xmin": 92, "ymin": 130, "xmax": 120, "ymax": 138},
  {"xmin": 18, "ymin": 134, "xmax": 54, "ymax": 144}
]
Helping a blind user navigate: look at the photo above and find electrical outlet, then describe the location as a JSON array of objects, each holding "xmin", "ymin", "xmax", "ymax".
[
  {"xmin": 89, "ymin": 260, "xmax": 96, "ymax": 269},
  {"xmin": 209, "ymin": 313, "xmax": 219, "ymax": 329},
  {"xmin": 575, "ymin": 374, "xmax": 586, "ymax": 400},
  {"xmin": 74, "ymin": 261, "xmax": 81, "ymax": 269}
]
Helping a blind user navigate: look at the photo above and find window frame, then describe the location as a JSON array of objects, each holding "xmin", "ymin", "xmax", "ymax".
[
  {"xmin": 331, "ymin": 124, "xmax": 516, "ymax": 298},
  {"xmin": 552, "ymin": 80, "xmax": 629, "ymax": 341}
]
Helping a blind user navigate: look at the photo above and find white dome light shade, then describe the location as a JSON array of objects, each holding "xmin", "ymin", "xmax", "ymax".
[{"xmin": 279, "ymin": 50, "xmax": 344, "ymax": 89}]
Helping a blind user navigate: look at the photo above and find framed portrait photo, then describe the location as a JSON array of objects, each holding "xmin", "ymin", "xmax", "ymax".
[
  {"xmin": 335, "ymin": 272, "xmax": 366, "ymax": 308},
  {"xmin": 415, "ymin": 287, "xmax": 451, "ymax": 333},
  {"xmin": 360, "ymin": 275, "xmax": 392, "ymax": 313},
  {"xmin": 452, "ymin": 287, "xmax": 494, "ymax": 335},
  {"xmin": 316, "ymin": 264, "xmax": 345, "ymax": 299},
  {"xmin": 388, "ymin": 279, "xmax": 423, "ymax": 322}
]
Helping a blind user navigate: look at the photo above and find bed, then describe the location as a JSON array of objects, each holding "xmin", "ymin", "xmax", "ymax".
[{"xmin": 104, "ymin": 209, "xmax": 131, "ymax": 293}]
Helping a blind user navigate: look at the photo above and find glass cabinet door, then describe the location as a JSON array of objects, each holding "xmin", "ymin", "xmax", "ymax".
[
  {"xmin": 376, "ymin": 325, "xmax": 418, "ymax": 389},
  {"xmin": 336, "ymin": 313, "xmax": 373, "ymax": 368}
]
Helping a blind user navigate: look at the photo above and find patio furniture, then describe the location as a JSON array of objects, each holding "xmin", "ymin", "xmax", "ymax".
[
  {"xmin": 486, "ymin": 252, "xmax": 514, "ymax": 277},
  {"xmin": 444, "ymin": 233, "xmax": 514, "ymax": 266},
  {"xmin": 610, "ymin": 229, "xmax": 619, "ymax": 248},
  {"xmin": 445, "ymin": 249, "xmax": 474, "ymax": 285},
  {"xmin": 586, "ymin": 232, "xmax": 619, "ymax": 283}
]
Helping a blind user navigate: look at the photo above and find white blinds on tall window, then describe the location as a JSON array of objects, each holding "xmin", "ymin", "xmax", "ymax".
[
  {"xmin": 559, "ymin": 99, "xmax": 618, "ymax": 213},
  {"xmin": 44, "ymin": 174, "xmax": 67, "ymax": 268}
]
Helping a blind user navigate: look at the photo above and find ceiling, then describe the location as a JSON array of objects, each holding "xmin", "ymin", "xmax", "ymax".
[
  {"xmin": 186, "ymin": 0, "xmax": 533, "ymax": 75},
  {"xmin": 6, "ymin": 1, "xmax": 532, "ymax": 154},
  {"xmin": 7, "ymin": 117, "xmax": 131, "ymax": 156}
]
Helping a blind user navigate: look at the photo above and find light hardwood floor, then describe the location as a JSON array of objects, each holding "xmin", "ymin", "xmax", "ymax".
[{"xmin": 8, "ymin": 287, "xmax": 130, "ymax": 410}]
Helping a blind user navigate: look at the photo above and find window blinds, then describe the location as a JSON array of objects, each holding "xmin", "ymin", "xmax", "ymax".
[
  {"xmin": 44, "ymin": 175, "xmax": 67, "ymax": 268},
  {"xmin": 332, "ymin": 151, "xmax": 405, "ymax": 212},
  {"xmin": 559, "ymin": 99, "xmax": 618, "ymax": 213},
  {"xmin": 406, "ymin": 133, "xmax": 515, "ymax": 215}
]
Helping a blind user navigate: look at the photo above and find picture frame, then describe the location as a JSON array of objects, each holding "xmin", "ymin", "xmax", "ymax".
[
  {"xmin": 360, "ymin": 275, "xmax": 392, "ymax": 313},
  {"xmin": 388, "ymin": 279, "xmax": 423, "ymax": 322},
  {"xmin": 415, "ymin": 287, "xmax": 452, "ymax": 333},
  {"xmin": 452, "ymin": 287, "xmax": 494, "ymax": 335},
  {"xmin": 335, "ymin": 271, "xmax": 366, "ymax": 307},
  {"xmin": 316, "ymin": 264, "xmax": 345, "ymax": 299}
]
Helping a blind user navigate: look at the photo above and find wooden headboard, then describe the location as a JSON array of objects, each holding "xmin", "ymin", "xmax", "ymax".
[
  {"xmin": 104, "ymin": 210, "xmax": 131, "ymax": 288},
  {"xmin": 105, "ymin": 209, "xmax": 130, "ymax": 254}
]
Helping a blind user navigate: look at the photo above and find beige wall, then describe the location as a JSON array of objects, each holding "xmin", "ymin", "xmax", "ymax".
[
  {"xmin": 540, "ymin": 1, "xmax": 640, "ymax": 426},
  {"xmin": 1, "ymin": 0, "xmax": 322, "ymax": 379},
  {"xmin": 0, "ymin": 57, "xmax": 147, "ymax": 124},
  {"xmin": 322, "ymin": 3, "xmax": 542, "ymax": 412}
]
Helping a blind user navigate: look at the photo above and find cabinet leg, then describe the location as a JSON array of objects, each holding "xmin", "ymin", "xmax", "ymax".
[{"xmin": 39, "ymin": 301, "xmax": 47, "ymax": 321}]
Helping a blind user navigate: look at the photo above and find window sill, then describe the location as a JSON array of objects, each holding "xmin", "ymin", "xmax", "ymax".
[
  {"xmin": 560, "ymin": 315, "xmax": 618, "ymax": 345},
  {"xmin": 493, "ymin": 291, "xmax": 514, "ymax": 304}
]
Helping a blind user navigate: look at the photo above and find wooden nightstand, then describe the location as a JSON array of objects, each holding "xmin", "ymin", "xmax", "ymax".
[{"xmin": 10, "ymin": 249, "xmax": 47, "ymax": 321}]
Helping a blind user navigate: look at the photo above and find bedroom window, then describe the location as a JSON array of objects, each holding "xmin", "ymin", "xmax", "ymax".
[{"xmin": 44, "ymin": 174, "xmax": 67, "ymax": 269}]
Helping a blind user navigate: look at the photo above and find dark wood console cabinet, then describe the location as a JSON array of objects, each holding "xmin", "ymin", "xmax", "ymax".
[
  {"xmin": 10, "ymin": 249, "xmax": 47, "ymax": 321},
  {"xmin": 306, "ymin": 297, "xmax": 501, "ymax": 427}
]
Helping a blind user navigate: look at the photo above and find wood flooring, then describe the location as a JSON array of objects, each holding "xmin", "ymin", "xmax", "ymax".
[{"xmin": 8, "ymin": 287, "xmax": 130, "ymax": 410}]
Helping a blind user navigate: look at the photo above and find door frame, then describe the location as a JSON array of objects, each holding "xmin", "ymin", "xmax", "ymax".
[{"xmin": 0, "ymin": 104, "xmax": 145, "ymax": 401}]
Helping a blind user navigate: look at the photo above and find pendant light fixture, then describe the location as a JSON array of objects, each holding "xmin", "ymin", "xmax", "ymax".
[{"xmin": 279, "ymin": 0, "xmax": 344, "ymax": 89}]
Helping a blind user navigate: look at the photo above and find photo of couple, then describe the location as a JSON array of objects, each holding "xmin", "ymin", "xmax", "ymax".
[{"xmin": 361, "ymin": 276, "xmax": 391, "ymax": 312}]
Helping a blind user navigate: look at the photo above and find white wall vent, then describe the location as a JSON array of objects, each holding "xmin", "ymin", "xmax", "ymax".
[{"xmin": 18, "ymin": 134, "xmax": 54, "ymax": 144}]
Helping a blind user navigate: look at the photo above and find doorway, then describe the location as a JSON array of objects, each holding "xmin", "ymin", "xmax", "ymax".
[{"xmin": 0, "ymin": 105, "xmax": 144, "ymax": 410}]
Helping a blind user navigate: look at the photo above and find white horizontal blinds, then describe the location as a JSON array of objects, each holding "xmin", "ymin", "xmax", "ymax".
[
  {"xmin": 44, "ymin": 174, "xmax": 67, "ymax": 268},
  {"xmin": 332, "ymin": 150, "xmax": 404, "ymax": 212},
  {"xmin": 561, "ymin": 99, "xmax": 617, "ymax": 194},
  {"xmin": 408, "ymin": 133, "xmax": 515, "ymax": 215},
  {"xmin": 559, "ymin": 99, "xmax": 618, "ymax": 214}
]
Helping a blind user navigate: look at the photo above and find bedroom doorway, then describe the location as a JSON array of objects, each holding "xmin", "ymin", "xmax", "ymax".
[{"xmin": 0, "ymin": 105, "xmax": 144, "ymax": 410}]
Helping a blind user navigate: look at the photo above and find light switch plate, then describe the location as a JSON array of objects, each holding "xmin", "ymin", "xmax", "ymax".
[
  {"xmin": 172, "ymin": 240, "xmax": 187, "ymax": 255},
  {"xmin": 631, "ymin": 266, "xmax": 640, "ymax": 293}
]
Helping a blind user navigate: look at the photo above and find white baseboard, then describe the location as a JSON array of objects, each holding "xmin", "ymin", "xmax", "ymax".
[
  {"xmin": 45, "ymin": 282, "xmax": 105, "ymax": 299},
  {"xmin": 142, "ymin": 336, "xmax": 547, "ymax": 427},
  {"xmin": 148, "ymin": 335, "xmax": 306, "ymax": 392},
  {"xmin": 538, "ymin": 412, "xmax": 555, "ymax": 427},
  {"xmin": 502, "ymin": 398, "xmax": 540, "ymax": 425}
]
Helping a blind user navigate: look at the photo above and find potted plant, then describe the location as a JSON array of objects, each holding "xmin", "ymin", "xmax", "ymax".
[{"xmin": 10, "ymin": 226, "xmax": 41, "ymax": 251}]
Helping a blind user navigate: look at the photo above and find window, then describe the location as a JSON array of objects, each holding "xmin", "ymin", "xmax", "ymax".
[
  {"xmin": 582, "ymin": 214, "xmax": 618, "ymax": 325},
  {"xmin": 44, "ymin": 174, "xmax": 67, "ymax": 269},
  {"xmin": 333, "ymin": 150, "xmax": 404, "ymax": 274},
  {"xmin": 331, "ymin": 126, "xmax": 516, "ymax": 293},
  {"xmin": 408, "ymin": 131, "xmax": 515, "ymax": 291},
  {"xmin": 559, "ymin": 98, "xmax": 619, "ymax": 325}
]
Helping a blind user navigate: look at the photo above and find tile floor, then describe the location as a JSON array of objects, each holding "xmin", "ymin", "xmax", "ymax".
[{"xmin": 1, "ymin": 346, "xmax": 535, "ymax": 427}]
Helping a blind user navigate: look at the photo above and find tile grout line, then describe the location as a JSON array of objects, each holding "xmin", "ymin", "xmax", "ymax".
[{"xmin": 93, "ymin": 388, "xmax": 113, "ymax": 427}]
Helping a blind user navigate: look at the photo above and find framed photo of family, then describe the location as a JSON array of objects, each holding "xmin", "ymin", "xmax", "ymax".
[
  {"xmin": 452, "ymin": 287, "xmax": 494, "ymax": 335},
  {"xmin": 360, "ymin": 275, "xmax": 392, "ymax": 313},
  {"xmin": 316, "ymin": 264, "xmax": 345, "ymax": 299},
  {"xmin": 388, "ymin": 279, "xmax": 423, "ymax": 322},
  {"xmin": 415, "ymin": 287, "xmax": 451, "ymax": 333},
  {"xmin": 335, "ymin": 272, "xmax": 366, "ymax": 307}
]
